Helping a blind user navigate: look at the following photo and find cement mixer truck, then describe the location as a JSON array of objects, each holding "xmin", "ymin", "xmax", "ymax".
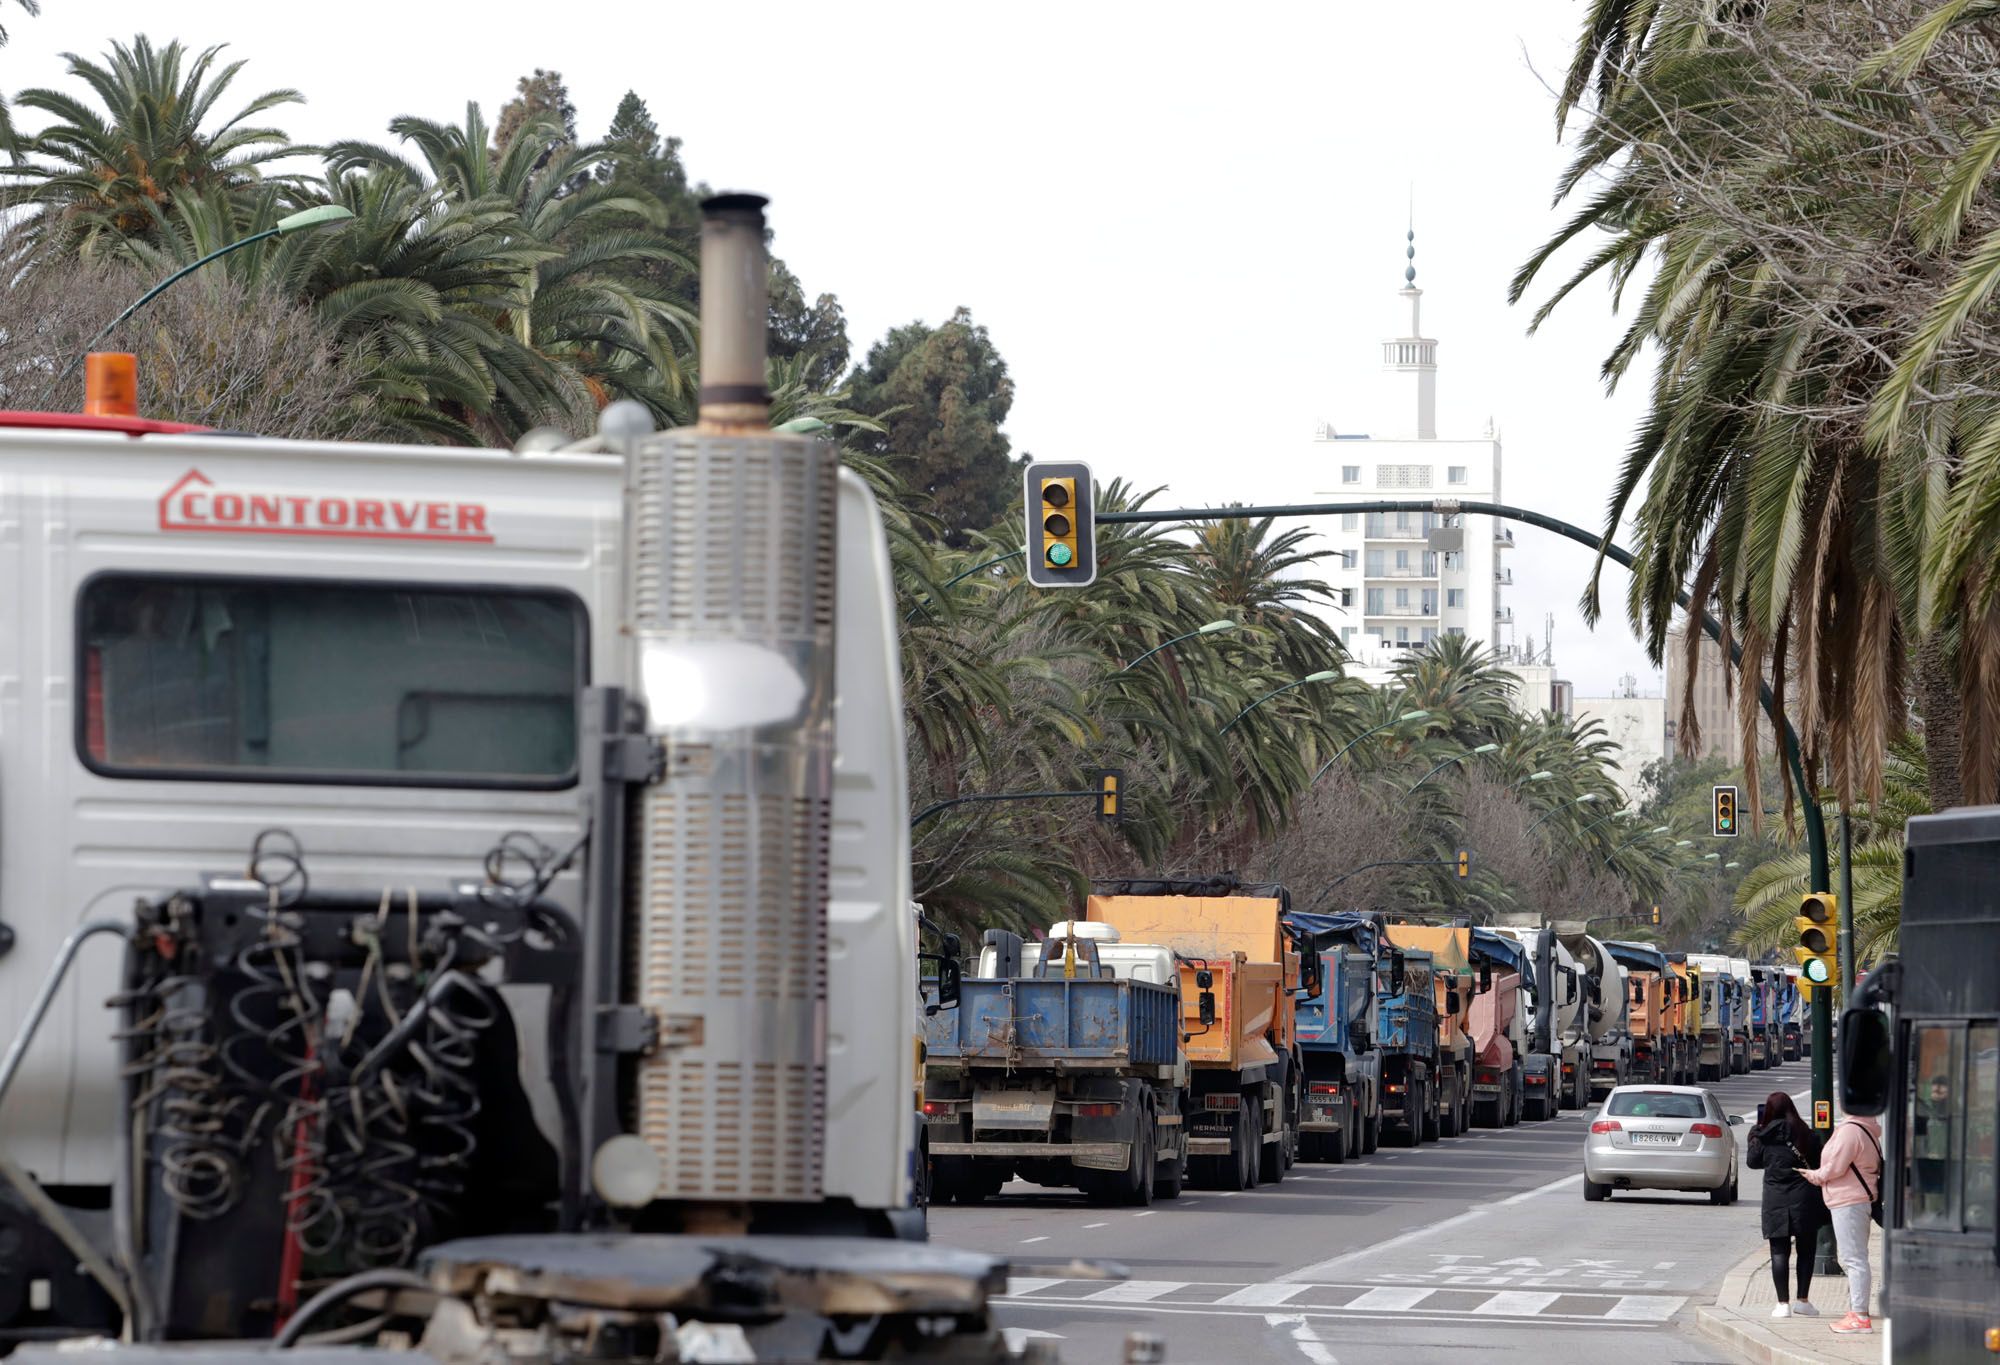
[{"xmin": 1559, "ymin": 929, "xmax": 1631, "ymax": 1100}]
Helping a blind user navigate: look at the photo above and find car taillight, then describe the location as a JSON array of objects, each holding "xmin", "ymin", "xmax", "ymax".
[
  {"xmin": 1204, "ymin": 1094, "xmax": 1241, "ymax": 1110},
  {"xmin": 1385, "ymin": 1083, "xmax": 1404, "ymax": 1094},
  {"xmin": 1562, "ymin": 1063, "xmax": 1576, "ymax": 1075},
  {"xmin": 1309, "ymin": 1082, "xmax": 1340, "ymax": 1095},
  {"xmin": 1589, "ymin": 1120, "xmax": 1621, "ymax": 1134},
  {"xmin": 1690, "ymin": 1122, "xmax": 1723, "ymax": 1138},
  {"xmin": 1526, "ymin": 1075, "xmax": 1547, "ymax": 1085},
  {"xmin": 922, "ymin": 1101, "xmax": 955, "ymax": 1117}
]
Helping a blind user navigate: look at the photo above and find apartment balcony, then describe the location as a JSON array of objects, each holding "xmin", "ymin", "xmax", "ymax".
[
  {"xmin": 1364, "ymin": 566, "xmax": 1438, "ymax": 580},
  {"xmin": 1495, "ymin": 606, "xmax": 1515, "ymax": 624},
  {"xmin": 1495, "ymin": 527, "xmax": 1515, "ymax": 548},
  {"xmin": 1366, "ymin": 605, "xmax": 1440, "ymax": 619},
  {"xmin": 1494, "ymin": 567, "xmax": 1513, "ymax": 586}
]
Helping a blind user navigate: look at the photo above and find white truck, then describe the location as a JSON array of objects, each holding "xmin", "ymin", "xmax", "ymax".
[{"xmin": 0, "ymin": 193, "xmax": 1056, "ymax": 1362}]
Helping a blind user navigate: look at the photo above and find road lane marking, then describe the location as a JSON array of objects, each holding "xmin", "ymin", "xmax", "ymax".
[
  {"xmin": 1602, "ymin": 1294, "xmax": 1687, "ymax": 1321},
  {"xmin": 1083, "ymin": 1222, "xmax": 1107, "ymax": 1229},
  {"xmin": 1081, "ymin": 1280, "xmax": 1186, "ymax": 1303},
  {"xmin": 1472, "ymin": 1291, "xmax": 1561, "ymax": 1315},
  {"xmin": 1005, "ymin": 1277, "xmax": 1063, "ymax": 1295},
  {"xmin": 1019, "ymin": 1236, "xmax": 1049, "ymax": 1245},
  {"xmin": 1498, "ymin": 1173, "xmax": 1583, "ymax": 1204},
  {"xmin": 1278, "ymin": 1208, "xmax": 1486, "ymax": 1281},
  {"xmin": 1133, "ymin": 1209, "xmax": 1156, "ymax": 1217},
  {"xmin": 1215, "ymin": 1283, "xmax": 1308, "ymax": 1307},
  {"xmin": 1340, "ymin": 1287, "xmax": 1434, "ymax": 1312},
  {"xmin": 1265, "ymin": 1314, "xmax": 1339, "ymax": 1365}
]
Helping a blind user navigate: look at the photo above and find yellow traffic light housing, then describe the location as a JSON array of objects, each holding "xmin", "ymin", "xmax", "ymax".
[
  {"xmin": 1456, "ymin": 849, "xmax": 1471, "ymax": 880},
  {"xmin": 1793, "ymin": 891, "xmax": 1836, "ymax": 986},
  {"xmin": 1650, "ymin": 904, "xmax": 1662, "ymax": 926},
  {"xmin": 1093, "ymin": 768, "xmax": 1124, "ymax": 823},
  {"xmin": 1712, "ymin": 784, "xmax": 1739, "ymax": 838},
  {"xmin": 1024, "ymin": 461, "xmax": 1096, "ymax": 587}
]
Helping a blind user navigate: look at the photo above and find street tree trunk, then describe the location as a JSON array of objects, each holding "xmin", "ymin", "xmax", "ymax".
[{"xmin": 1915, "ymin": 629, "xmax": 1963, "ymax": 813}]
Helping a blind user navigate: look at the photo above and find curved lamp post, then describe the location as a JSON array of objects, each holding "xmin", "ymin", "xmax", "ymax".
[
  {"xmin": 1603, "ymin": 825, "xmax": 1673, "ymax": 869},
  {"xmin": 44, "ymin": 204, "xmax": 357, "ymax": 404},
  {"xmin": 1576, "ymin": 806, "xmax": 1633, "ymax": 843},
  {"xmin": 1509, "ymin": 769, "xmax": 1555, "ymax": 792},
  {"xmin": 1122, "ymin": 618, "xmax": 1236, "ymax": 673},
  {"xmin": 1525, "ymin": 791, "xmax": 1603, "ymax": 836},
  {"xmin": 1406, "ymin": 742, "xmax": 1500, "ymax": 794},
  {"xmin": 1310, "ymin": 708, "xmax": 1431, "ymax": 784},
  {"xmin": 1221, "ymin": 669, "xmax": 1340, "ymax": 734}
]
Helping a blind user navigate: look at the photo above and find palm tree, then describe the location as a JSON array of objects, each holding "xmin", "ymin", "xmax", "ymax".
[{"xmin": 2, "ymin": 37, "xmax": 305, "ymax": 259}]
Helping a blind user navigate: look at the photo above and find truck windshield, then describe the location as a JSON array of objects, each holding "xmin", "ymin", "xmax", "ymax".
[{"xmin": 79, "ymin": 574, "xmax": 584, "ymax": 787}]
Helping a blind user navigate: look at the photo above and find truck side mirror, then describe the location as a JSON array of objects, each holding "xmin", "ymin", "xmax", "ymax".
[
  {"xmin": 1446, "ymin": 988, "xmax": 1462, "ymax": 1015},
  {"xmin": 1837, "ymin": 1005, "xmax": 1892, "ymax": 1116},
  {"xmin": 1195, "ymin": 968, "xmax": 1213, "ymax": 990},
  {"xmin": 1478, "ymin": 963, "xmax": 1493, "ymax": 994},
  {"xmin": 1198, "ymin": 991, "xmax": 1216, "ymax": 1027},
  {"xmin": 922, "ymin": 954, "xmax": 962, "ymax": 1016}
]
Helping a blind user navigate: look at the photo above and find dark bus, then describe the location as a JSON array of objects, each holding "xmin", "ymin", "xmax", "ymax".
[{"xmin": 1839, "ymin": 806, "xmax": 1999, "ymax": 1361}]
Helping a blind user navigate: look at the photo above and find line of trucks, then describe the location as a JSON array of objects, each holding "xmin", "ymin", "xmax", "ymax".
[{"xmin": 920, "ymin": 881, "xmax": 1810, "ymax": 1202}]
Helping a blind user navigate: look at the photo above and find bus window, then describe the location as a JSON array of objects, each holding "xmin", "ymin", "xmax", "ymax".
[
  {"xmin": 1965, "ymin": 1024, "xmax": 1997, "ymax": 1233},
  {"xmin": 1905, "ymin": 1024, "xmax": 1964, "ymax": 1230}
]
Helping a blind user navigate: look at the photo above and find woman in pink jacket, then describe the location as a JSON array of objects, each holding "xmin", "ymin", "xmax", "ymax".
[{"xmin": 1801, "ymin": 1113, "xmax": 1883, "ymax": 1335}]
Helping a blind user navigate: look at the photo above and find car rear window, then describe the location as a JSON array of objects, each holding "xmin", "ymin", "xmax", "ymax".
[
  {"xmin": 79, "ymin": 574, "xmax": 584, "ymax": 788},
  {"xmin": 1606, "ymin": 1092, "xmax": 1707, "ymax": 1119}
]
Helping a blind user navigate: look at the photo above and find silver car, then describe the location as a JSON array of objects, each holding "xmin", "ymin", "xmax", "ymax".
[{"xmin": 1582, "ymin": 1084, "xmax": 1743, "ymax": 1203}]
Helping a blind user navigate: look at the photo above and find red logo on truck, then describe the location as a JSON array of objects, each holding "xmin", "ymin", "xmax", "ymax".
[{"xmin": 159, "ymin": 469, "xmax": 493, "ymax": 543}]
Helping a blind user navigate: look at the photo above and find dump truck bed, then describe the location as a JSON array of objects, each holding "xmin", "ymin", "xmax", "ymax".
[{"xmin": 925, "ymin": 975, "xmax": 1181, "ymax": 1070}]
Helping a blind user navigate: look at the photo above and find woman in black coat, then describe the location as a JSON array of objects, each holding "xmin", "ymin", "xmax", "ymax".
[{"xmin": 1747, "ymin": 1091, "xmax": 1828, "ymax": 1318}]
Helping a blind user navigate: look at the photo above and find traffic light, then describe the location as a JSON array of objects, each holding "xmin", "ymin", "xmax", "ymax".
[
  {"xmin": 1712, "ymin": 784, "xmax": 1739, "ymax": 838},
  {"xmin": 1024, "ymin": 461, "xmax": 1097, "ymax": 587},
  {"xmin": 1093, "ymin": 768, "xmax": 1124, "ymax": 823},
  {"xmin": 1455, "ymin": 849, "xmax": 1471, "ymax": 880},
  {"xmin": 1650, "ymin": 904, "xmax": 1662, "ymax": 926},
  {"xmin": 1793, "ymin": 891, "xmax": 1837, "ymax": 986}
]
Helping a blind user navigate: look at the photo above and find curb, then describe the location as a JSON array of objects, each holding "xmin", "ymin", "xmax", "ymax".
[{"xmin": 1693, "ymin": 1249, "xmax": 1864, "ymax": 1365}]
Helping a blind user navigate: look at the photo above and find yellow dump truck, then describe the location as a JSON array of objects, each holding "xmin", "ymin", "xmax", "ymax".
[{"xmin": 1087, "ymin": 876, "xmax": 1309, "ymax": 1191}]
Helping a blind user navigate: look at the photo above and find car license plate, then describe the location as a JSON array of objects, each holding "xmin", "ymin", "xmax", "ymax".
[{"xmin": 1629, "ymin": 1131, "xmax": 1680, "ymax": 1145}]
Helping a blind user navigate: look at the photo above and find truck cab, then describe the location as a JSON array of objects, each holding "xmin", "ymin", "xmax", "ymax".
[{"xmin": 1287, "ymin": 911, "xmax": 1383, "ymax": 1162}]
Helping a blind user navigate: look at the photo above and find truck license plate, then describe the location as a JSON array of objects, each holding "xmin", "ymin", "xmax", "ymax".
[{"xmin": 1629, "ymin": 1131, "xmax": 1680, "ymax": 1145}]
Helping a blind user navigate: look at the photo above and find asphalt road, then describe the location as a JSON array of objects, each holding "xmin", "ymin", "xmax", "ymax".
[{"xmin": 929, "ymin": 1057, "xmax": 1818, "ymax": 1365}]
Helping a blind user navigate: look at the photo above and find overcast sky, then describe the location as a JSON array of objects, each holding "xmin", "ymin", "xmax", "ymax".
[{"xmin": 8, "ymin": 1, "xmax": 1662, "ymax": 694}]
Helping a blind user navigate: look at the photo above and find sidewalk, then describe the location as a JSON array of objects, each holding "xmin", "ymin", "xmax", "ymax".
[{"xmin": 1695, "ymin": 1236, "xmax": 1888, "ymax": 1365}]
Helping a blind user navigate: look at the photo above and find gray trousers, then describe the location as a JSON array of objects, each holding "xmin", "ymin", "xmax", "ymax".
[{"xmin": 1829, "ymin": 1202, "xmax": 1873, "ymax": 1313}]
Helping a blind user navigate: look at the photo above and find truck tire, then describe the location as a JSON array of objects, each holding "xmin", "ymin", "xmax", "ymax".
[
  {"xmin": 1120, "ymin": 1126, "xmax": 1156, "ymax": 1207},
  {"xmin": 1423, "ymin": 1083, "xmax": 1443, "ymax": 1143},
  {"xmin": 1154, "ymin": 1145, "xmax": 1185, "ymax": 1200},
  {"xmin": 1238, "ymin": 1105, "xmax": 1259, "ymax": 1189},
  {"xmin": 1361, "ymin": 1109, "xmax": 1380, "ymax": 1154},
  {"xmin": 1326, "ymin": 1119, "xmax": 1348, "ymax": 1164},
  {"xmin": 1438, "ymin": 1086, "xmax": 1459, "ymax": 1139},
  {"xmin": 1474, "ymin": 1096, "xmax": 1498, "ymax": 1129}
]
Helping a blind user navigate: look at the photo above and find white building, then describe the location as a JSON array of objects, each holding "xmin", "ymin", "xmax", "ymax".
[
  {"xmin": 1573, "ymin": 675, "xmax": 1669, "ymax": 805},
  {"xmin": 1310, "ymin": 230, "xmax": 1513, "ymax": 662}
]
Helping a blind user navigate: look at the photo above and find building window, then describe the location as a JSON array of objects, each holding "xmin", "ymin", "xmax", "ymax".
[
  {"xmin": 1447, "ymin": 465, "xmax": 1467, "ymax": 484},
  {"xmin": 1394, "ymin": 549, "xmax": 1411, "ymax": 572},
  {"xmin": 1365, "ymin": 549, "xmax": 1385, "ymax": 576},
  {"xmin": 1443, "ymin": 551, "xmax": 1463, "ymax": 570},
  {"xmin": 1336, "ymin": 588, "xmax": 1353, "ymax": 608},
  {"xmin": 1447, "ymin": 588, "xmax": 1464, "ymax": 608},
  {"xmin": 1394, "ymin": 588, "xmax": 1411, "ymax": 609},
  {"xmin": 1395, "ymin": 627, "xmax": 1410, "ymax": 643},
  {"xmin": 1423, "ymin": 551, "xmax": 1438, "ymax": 576},
  {"xmin": 1341, "ymin": 626, "xmax": 1356, "ymax": 646},
  {"xmin": 1421, "ymin": 627, "xmax": 1438, "ymax": 645},
  {"xmin": 1341, "ymin": 465, "xmax": 1361, "ymax": 484},
  {"xmin": 1365, "ymin": 588, "xmax": 1385, "ymax": 615},
  {"xmin": 1377, "ymin": 464, "xmax": 1433, "ymax": 489},
  {"xmin": 1420, "ymin": 590, "xmax": 1438, "ymax": 615},
  {"xmin": 1445, "ymin": 626, "xmax": 1465, "ymax": 638},
  {"xmin": 1341, "ymin": 512, "xmax": 1358, "ymax": 531}
]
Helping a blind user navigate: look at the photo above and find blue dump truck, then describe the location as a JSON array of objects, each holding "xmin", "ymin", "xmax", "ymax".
[
  {"xmin": 921, "ymin": 920, "xmax": 1189, "ymax": 1206},
  {"xmin": 1375, "ymin": 942, "xmax": 1442, "ymax": 1146},
  {"xmin": 1747, "ymin": 965, "xmax": 1776, "ymax": 1070},
  {"xmin": 1287, "ymin": 912, "xmax": 1383, "ymax": 1162}
]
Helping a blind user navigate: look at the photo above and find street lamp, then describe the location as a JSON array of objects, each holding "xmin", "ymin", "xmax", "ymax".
[
  {"xmin": 1509, "ymin": 769, "xmax": 1555, "ymax": 791},
  {"xmin": 1675, "ymin": 840, "xmax": 1695, "ymax": 848},
  {"xmin": 1121, "ymin": 618, "xmax": 1236, "ymax": 672},
  {"xmin": 1310, "ymin": 709, "xmax": 1431, "ymax": 784},
  {"xmin": 1221, "ymin": 669, "xmax": 1340, "ymax": 733},
  {"xmin": 1725, "ymin": 861, "xmax": 1742, "ymax": 869},
  {"xmin": 43, "ymin": 204, "xmax": 357, "ymax": 404},
  {"xmin": 1525, "ymin": 791, "xmax": 1603, "ymax": 835},
  {"xmin": 1406, "ymin": 742, "xmax": 1501, "ymax": 794},
  {"xmin": 1603, "ymin": 825, "xmax": 1672, "ymax": 869}
]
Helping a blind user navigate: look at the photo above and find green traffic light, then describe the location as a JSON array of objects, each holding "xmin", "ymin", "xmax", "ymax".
[
  {"xmin": 1047, "ymin": 543, "xmax": 1074, "ymax": 567},
  {"xmin": 1802, "ymin": 957, "xmax": 1831, "ymax": 985}
]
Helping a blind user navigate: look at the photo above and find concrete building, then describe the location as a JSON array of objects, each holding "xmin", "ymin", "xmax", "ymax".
[
  {"xmin": 1574, "ymin": 674, "xmax": 1669, "ymax": 803},
  {"xmin": 1663, "ymin": 626, "xmax": 1772, "ymax": 764},
  {"xmin": 1309, "ymin": 229, "xmax": 1514, "ymax": 662}
]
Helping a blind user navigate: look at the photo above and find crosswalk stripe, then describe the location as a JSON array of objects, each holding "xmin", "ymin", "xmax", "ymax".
[
  {"xmin": 1340, "ymin": 1287, "xmax": 1435, "ymax": 1312},
  {"xmin": 1213, "ymin": 1283, "xmax": 1309, "ymax": 1307},
  {"xmin": 1471, "ymin": 1291, "xmax": 1562, "ymax": 1316},
  {"xmin": 1601, "ymin": 1295, "xmax": 1686, "ymax": 1322},
  {"xmin": 1004, "ymin": 1278, "xmax": 1063, "ymax": 1297},
  {"xmin": 1080, "ymin": 1280, "xmax": 1187, "ymax": 1303}
]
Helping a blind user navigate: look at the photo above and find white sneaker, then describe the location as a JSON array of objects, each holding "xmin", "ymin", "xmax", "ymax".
[
  {"xmin": 1771, "ymin": 1303, "xmax": 1791, "ymax": 1319},
  {"xmin": 1792, "ymin": 1301, "xmax": 1820, "ymax": 1317}
]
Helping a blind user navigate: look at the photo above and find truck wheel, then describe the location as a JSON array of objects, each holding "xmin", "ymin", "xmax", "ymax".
[
  {"xmin": 1236, "ymin": 1105, "xmax": 1258, "ymax": 1189},
  {"xmin": 1153, "ymin": 1145, "xmax": 1185, "ymax": 1200},
  {"xmin": 1361, "ymin": 1110, "xmax": 1379, "ymax": 1154},
  {"xmin": 1438, "ymin": 1088, "xmax": 1459, "ymax": 1139},
  {"xmin": 1422, "ymin": 1084, "xmax": 1443, "ymax": 1143},
  {"xmin": 1121, "ymin": 1127, "xmax": 1156, "ymax": 1207}
]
